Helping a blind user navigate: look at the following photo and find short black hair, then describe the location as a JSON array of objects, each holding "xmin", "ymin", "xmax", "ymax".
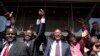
[{"xmin": 6, "ymin": 27, "xmax": 17, "ymax": 35}]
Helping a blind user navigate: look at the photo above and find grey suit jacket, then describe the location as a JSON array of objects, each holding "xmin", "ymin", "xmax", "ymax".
[
  {"xmin": 3, "ymin": 40, "xmax": 29, "ymax": 56},
  {"xmin": 44, "ymin": 37, "xmax": 72, "ymax": 56},
  {"xmin": 28, "ymin": 39, "xmax": 35, "ymax": 56}
]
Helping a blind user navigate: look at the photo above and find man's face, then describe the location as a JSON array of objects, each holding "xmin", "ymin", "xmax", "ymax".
[
  {"xmin": 92, "ymin": 23, "xmax": 98, "ymax": 29},
  {"xmin": 24, "ymin": 30, "xmax": 33, "ymax": 41},
  {"xmin": 6, "ymin": 28, "xmax": 16, "ymax": 42},
  {"xmin": 54, "ymin": 29, "xmax": 62, "ymax": 40}
]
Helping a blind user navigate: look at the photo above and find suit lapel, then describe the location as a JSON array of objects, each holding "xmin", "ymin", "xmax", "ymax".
[
  {"xmin": 8, "ymin": 41, "xmax": 18, "ymax": 56},
  {"xmin": 47, "ymin": 38, "xmax": 54, "ymax": 56},
  {"xmin": 61, "ymin": 41, "xmax": 67, "ymax": 56}
]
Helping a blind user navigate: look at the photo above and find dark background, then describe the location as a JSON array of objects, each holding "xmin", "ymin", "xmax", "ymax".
[{"xmin": 0, "ymin": 0, "xmax": 100, "ymax": 32}]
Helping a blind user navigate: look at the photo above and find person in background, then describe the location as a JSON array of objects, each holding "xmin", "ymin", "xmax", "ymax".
[
  {"xmin": 4, "ymin": 12, "xmax": 15, "ymax": 29},
  {"xmin": 77, "ymin": 18, "xmax": 90, "ymax": 54},
  {"xmin": 90, "ymin": 21, "xmax": 100, "ymax": 39},
  {"xmin": 29, "ymin": 24, "xmax": 34, "ymax": 31},
  {"xmin": 23, "ymin": 29, "xmax": 35, "ymax": 47},
  {"xmin": 23, "ymin": 29, "xmax": 36, "ymax": 56},
  {"xmin": 85, "ymin": 36, "xmax": 100, "ymax": 56},
  {"xmin": 66, "ymin": 29, "xmax": 86, "ymax": 56}
]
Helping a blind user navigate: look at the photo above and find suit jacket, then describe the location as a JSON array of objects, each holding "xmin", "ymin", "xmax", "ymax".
[
  {"xmin": 2, "ymin": 40, "xmax": 29, "ymax": 56},
  {"xmin": 28, "ymin": 39, "xmax": 35, "ymax": 56},
  {"xmin": 36, "ymin": 18, "xmax": 46, "ymax": 37},
  {"xmin": 90, "ymin": 28, "xmax": 100, "ymax": 39},
  {"xmin": 90, "ymin": 28, "xmax": 96, "ymax": 36},
  {"xmin": 35, "ymin": 18, "xmax": 46, "ymax": 44},
  {"xmin": 44, "ymin": 36, "xmax": 72, "ymax": 56},
  {"xmin": 34, "ymin": 18, "xmax": 46, "ymax": 56},
  {"xmin": 0, "ymin": 39, "xmax": 3, "ymax": 53}
]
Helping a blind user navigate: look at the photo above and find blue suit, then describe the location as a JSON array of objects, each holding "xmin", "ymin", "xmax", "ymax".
[{"xmin": 44, "ymin": 36, "xmax": 72, "ymax": 56}]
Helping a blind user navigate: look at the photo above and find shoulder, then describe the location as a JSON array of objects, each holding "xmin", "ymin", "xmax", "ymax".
[
  {"xmin": 31, "ymin": 39, "xmax": 35, "ymax": 44},
  {"xmin": 41, "ymin": 18, "xmax": 45, "ymax": 23},
  {"xmin": 15, "ymin": 40, "xmax": 27, "ymax": 48}
]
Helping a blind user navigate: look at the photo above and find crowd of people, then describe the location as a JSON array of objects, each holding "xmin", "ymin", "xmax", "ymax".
[{"xmin": 0, "ymin": 9, "xmax": 100, "ymax": 56}]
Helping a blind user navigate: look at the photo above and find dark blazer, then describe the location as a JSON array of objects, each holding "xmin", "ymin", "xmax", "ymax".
[
  {"xmin": 35, "ymin": 18, "xmax": 46, "ymax": 45},
  {"xmin": 28, "ymin": 39, "xmax": 35, "ymax": 56},
  {"xmin": 90, "ymin": 28, "xmax": 96, "ymax": 36},
  {"xmin": 90, "ymin": 28, "xmax": 100, "ymax": 39},
  {"xmin": 2, "ymin": 40, "xmax": 29, "ymax": 56},
  {"xmin": 36, "ymin": 19, "xmax": 45, "ymax": 36},
  {"xmin": 34, "ymin": 18, "xmax": 46, "ymax": 56},
  {"xmin": 44, "ymin": 36, "xmax": 72, "ymax": 56}
]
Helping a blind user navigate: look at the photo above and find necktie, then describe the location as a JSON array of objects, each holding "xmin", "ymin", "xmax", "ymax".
[
  {"xmin": 3, "ymin": 43, "xmax": 10, "ymax": 56},
  {"xmin": 55, "ymin": 41, "xmax": 60, "ymax": 56}
]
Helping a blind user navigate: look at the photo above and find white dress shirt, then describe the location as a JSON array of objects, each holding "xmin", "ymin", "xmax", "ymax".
[
  {"xmin": 0, "ymin": 43, "xmax": 13, "ymax": 56},
  {"xmin": 24, "ymin": 41, "xmax": 31, "ymax": 47},
  {"xmin": 97, "ymin": 51, "xmax": 100, "ymax": 56},
  {"xmin": 50, "ymin": 40, "xmax": 62, "ymax": 56},
  {"xmin": 36, "ymin": 19, "xmax": 40, "ymax": 25}
]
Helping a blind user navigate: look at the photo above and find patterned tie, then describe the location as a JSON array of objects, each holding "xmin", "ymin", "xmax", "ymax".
[
  {"xmin": 55, "ymin": 41, "xmax": 60, "ymax": 56},
  {"xmin": 3, "ymin": 43, "xmax": 10, "ymax": 56}
]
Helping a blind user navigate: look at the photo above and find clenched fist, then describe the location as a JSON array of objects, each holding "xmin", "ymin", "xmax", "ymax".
[{"xmin": 38, "ymin": 9, "xmax": 45, "ymax": 17}]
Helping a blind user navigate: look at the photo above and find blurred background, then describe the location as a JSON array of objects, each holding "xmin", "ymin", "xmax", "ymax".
[{"xmin": 0, "ymin": 0, "xmax": 100, "ymax": 33}]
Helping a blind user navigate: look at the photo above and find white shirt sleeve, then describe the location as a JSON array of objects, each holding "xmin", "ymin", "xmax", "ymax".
[
  {"xmin": 36, "ymin": 19, "xmax": 40, "ymax": 25},
  {"xmin": 41, "ymin": 18, "xmax": 45, "ymax": 23}
]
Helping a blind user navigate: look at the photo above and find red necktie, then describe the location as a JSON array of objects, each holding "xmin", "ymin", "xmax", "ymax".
[
  {"xmin": 55, "ymin": 41, "xmax": 60, "ymax": 56},
  {"xmin": 3, "ymin": 43, "xmax": 10, "ymax": 56}
]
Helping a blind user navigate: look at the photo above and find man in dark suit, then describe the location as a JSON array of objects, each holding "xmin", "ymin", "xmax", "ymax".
[
  {"xmin": 23, "ymin": 29, "xmax": 35, "ymax": 47},
  {"xmin": 90, "ymin": 22, "xmax": 100, "ymax": 39},
  {"xmin": 35, "ymin": 9, "xmax": 46, "ymax": 56},
  {"xmin": 0, "ymin": 28, "xmax": 29, "ymax": 56},
  {"xmin": 23, "ymin": 29, "xmax": 36, "ymax": 56},
  {"xmin": 44, "ymin": 29, "xmax": 72, "ymax": 56}
]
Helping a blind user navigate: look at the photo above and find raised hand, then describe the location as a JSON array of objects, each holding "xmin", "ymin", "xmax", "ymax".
[
  {"xmin": 4, "ymin": 11, "xmax": 13, "ymax": 18},
  {"xmin": 9, "ymin": 11, "xmax": 13, "ymax": 17},
  {"xmin": 38, "ymin": 9, "xmax": 45, "ymax": 18}
]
